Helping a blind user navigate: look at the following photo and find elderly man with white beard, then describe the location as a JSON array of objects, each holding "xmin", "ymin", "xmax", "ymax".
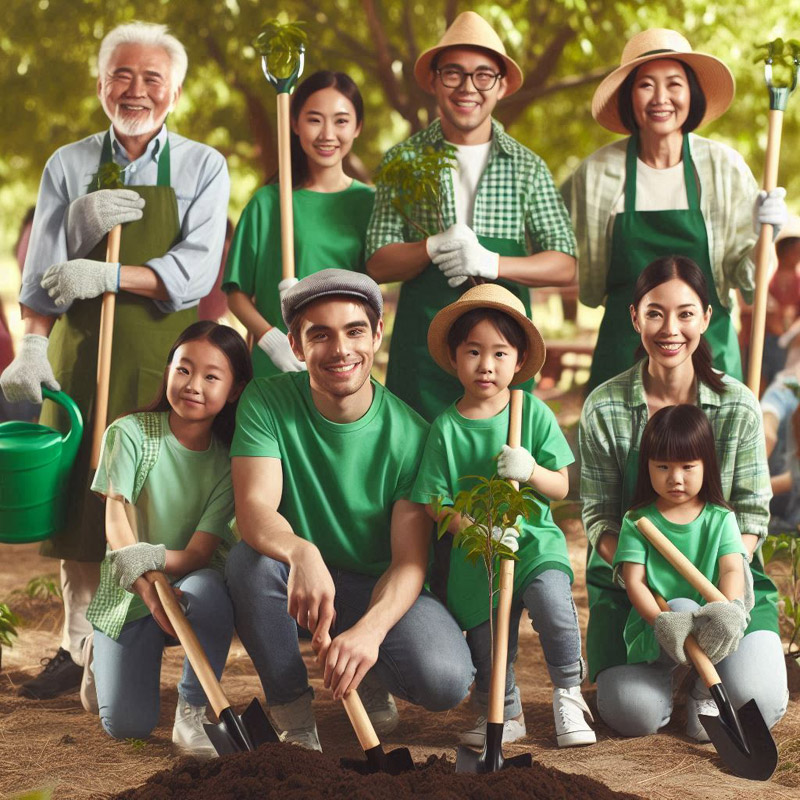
[{"xmin": 1, "ymin": 21, "xmax": 229, "ymax": 705}]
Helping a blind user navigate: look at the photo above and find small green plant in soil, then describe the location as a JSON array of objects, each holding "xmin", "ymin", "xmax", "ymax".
[
  {"xmin": 434, "ymin": 475, "xmax": 540, "ymax": 655},
  {"xmin": 14, "ymin": 574, "xmax": 62, "ymax": 601},
  {"xmin": 0, "ymin": 601, "xmax": 21, "ymax": 670},
  {"xmin": 763, "ymin": 532, "xmax": 800, "ymax": 656},
  {"xmin": 125, "ymin": 738, "xmax": 147, "ymax": 752}
]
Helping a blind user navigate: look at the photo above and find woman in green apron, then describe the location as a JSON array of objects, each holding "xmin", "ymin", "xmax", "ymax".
[
  {"xmin": 579, "ymin": 256, "xmax": 787, "ymax": 738},
  {"xmin": 223, "ymin": 71, "xmax": 374, "ymax": 379},
  {"xmin": 563, "ymin": 28, "xmax": 788, "ymax": 392}
]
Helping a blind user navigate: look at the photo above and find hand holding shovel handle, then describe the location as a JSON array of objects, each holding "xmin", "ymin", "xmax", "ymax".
[
  {"xmin": 747, "ymin": 41, "xmax": 800, "ymax": 394},
  {"xmin": 90, "ymin": 225, "xmax": 121, "ymax": 469}
]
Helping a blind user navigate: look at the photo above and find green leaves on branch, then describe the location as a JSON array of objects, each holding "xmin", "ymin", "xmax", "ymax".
[
  {"xmin": 94, "ymin": 162, "xmax": 123, "ymax": 191},
  {"xmin": 374, "ymin": 143, "xmax": 457, "ymax": 236},
  {"xmin": 763, "ymin": 532, "xmax": 800, "ymax": 655},
  {"xmin": 754, "ymin": 38, "xmax": 800, "ymax": 89},
  {"xmin": 254, "ymin": 19, "xmax": 307, "ymax": 80},
  {"xmin": 0, "ymin": 602, "xmax": 20, "ymax": 650}
]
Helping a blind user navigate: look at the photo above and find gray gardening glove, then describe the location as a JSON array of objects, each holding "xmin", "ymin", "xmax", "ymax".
[
  {"xmin": 0, "ymin": 334, "xmax": 60, "ymax": 404},
  {"xmin": 41, "ymin": 258, "xmax": 119, "ymax": 308},
  {"xmin": 278, "ymin": 277, "xmax": 299, "ymax": 298},
  {"xmin": 497, "ymin": 444, "xmax": 536, "ymax": 484},
  {"xmin": 66, "ymin": 189, "xmax": 144, "ymax": 256},
  {"xmin": 257, "ymin": 327, "xmax": 306, "ymax": 372},
  {"xmin": 108, "ymin": 542, "xmax": 167, "ymax": 592},
  {"xmin": 653, "ymin": 610, "xmax": 695, "ymax": 665},
  {"xmin": 692, "ymin": 599, "xmax": 748, "ymax": 664}
]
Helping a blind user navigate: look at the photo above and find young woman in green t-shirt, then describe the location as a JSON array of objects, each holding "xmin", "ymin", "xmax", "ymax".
[
  {"xmin": 223, "ymin": 71, "xmax": 375, "ymax": 379},
  {"xmin": 614, "ymin": 404, "xmax": 749, "ymax": 740}
]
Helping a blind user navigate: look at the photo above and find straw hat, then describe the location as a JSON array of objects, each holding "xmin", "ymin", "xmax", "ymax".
[
  {"xmin": 414, "ymin": 11, "xmax": 523, "ymax": 96},
  {"xmin": 592, "ymin": 28, "xmax": 735, "ymax": 134},
  {"xmin": 427, "ymin": 284, "xmax": 545, "ymax": 385}
]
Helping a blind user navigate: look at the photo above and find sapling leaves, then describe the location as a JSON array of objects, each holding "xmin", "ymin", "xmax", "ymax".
[
  {"xmin": 95, "ymin": 162, "xmax": 123, "ymax": 191},
  {"xmin": 254, "ymin": 19, "xmax": 307, "ymax": 80},
  {"xmin": 754, "ymin": 38, "xmax": 800, "ymax": 88}
]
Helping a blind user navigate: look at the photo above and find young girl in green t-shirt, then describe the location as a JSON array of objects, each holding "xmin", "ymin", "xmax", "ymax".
[
  {"xmin": 613, "ymin": 404, "xmax": 750, "ymax": 739},
  {"xmin": 412, "ymin": 284, "xmax": 595, "ymax": 749},
  {"xmin": 85, "ymin": 321, "xmax": 251, "ymax": 756},
  {"xmin": 223, "ymin": 71, "xmax": 375, "ymax": 379}
]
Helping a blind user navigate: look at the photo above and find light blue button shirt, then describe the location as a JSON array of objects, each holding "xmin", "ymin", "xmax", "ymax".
[{"xmin": 20, "ymin": 124, "xmax": 230, "ymax": 315}]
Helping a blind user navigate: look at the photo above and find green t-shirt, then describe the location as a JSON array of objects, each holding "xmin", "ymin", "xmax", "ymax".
[
  {"xmin": 410, "ymin": 393, "xmax": 575, "ymax": 630},
  {"xmin": 223, "ymin": 181, "xmax": 376, "ymax": 379},
  {"xmin": 88, "ymin": 412, "xmax": 236, "ymax": 632},
  {"xmin": 613, "ymin": 502, "xmax": 746, "ymax": 664},
  {"xmin": 231, "ymin": 373, "xmax": 429, "ymax": 576}
]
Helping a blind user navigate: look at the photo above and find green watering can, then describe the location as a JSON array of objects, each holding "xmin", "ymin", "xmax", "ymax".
[{"xmin": 0, "ymin": 387, "xmax": 83, "ymax": 544}]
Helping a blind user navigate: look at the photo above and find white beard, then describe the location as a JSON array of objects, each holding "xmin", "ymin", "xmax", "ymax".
[{"xmin": 101, "ymin": 94, "xmax": 169, "ymax": 138}]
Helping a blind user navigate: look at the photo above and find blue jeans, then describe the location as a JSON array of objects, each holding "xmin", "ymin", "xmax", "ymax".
[
  {"xmin": 466, "ymin": 568, "xmax": 585, "ymax": 718},
  {"xmin": 596, "ymin": 598, "xmax": 789, "ymax": 737},
  {"xmin": 93, "ymin": 569, "xmax": 234, "ymax": 740},
  {"xmin": 225, "ymin": 541, "xmax": 474, "ymax": 710}
]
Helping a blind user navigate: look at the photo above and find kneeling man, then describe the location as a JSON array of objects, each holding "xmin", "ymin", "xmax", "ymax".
[{"xmin": 226, "ymin": 269, "xmax": 474, "ymax": 749}]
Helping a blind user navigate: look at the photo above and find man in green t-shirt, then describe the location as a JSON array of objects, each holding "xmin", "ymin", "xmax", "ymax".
[{"xmin": 226, "ymin": 269, "xmax": 474, "ymax": 751}]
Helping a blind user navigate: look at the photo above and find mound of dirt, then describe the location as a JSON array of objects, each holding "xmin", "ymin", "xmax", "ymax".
[{"xmin": 112, "ymin": 744, "xmax": 644, "ymax": 800}]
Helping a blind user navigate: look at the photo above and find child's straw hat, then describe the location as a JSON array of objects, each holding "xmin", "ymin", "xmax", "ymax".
[{"xmin": 427, "ymin": 284, "xmax": 545, "ymax": 385}]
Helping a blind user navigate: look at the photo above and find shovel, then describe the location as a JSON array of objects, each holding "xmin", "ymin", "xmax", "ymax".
[
  {"xmin": 457, "ymin": 389, "xmax": 532, "ymax": 773},
  {"xmin": 637, "ymin": 517, "xmax": 778, "ymax": 781},
  {"xmin": 315, "ymin": 633, "xmax": 414, "ymax": 774},
  {"xmin": 152, "ymin": 572, "xmax": 279, "ymax": 754}
]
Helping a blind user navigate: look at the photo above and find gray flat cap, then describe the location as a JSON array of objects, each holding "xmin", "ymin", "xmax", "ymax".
[{"xmin": 281, "ymin": 268, "xmax": 384, "ymax": 327}]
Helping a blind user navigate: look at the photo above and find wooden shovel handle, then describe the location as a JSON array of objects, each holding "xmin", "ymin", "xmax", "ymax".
[
  {"xmin": 487, "ymin": 389, "xmax": 524, "ymax": 725},
  {"xmin": 276, "ymin": 92, "xmax": 295, "ymax": 281},
  {"xmin": 652, "ymin": 592, "xmax": 721, "ymax": 689},
  {"xmin": 151, "ymin": 572, "xmax": 230, "ymax": 717},
  {"xmin": 747, "ymin": 108, "xmax": 785, "ymax": 394},
  {"xmin": 635, "ymin": 517, "xmax": 727, "ymax": 604},
  {"xmin": 342, "ymin": 690, "xmax": 381, "ymax": 751},
  {"xmin": 90, "ymin": 224, "xmax": 121, "ymax": 469}
]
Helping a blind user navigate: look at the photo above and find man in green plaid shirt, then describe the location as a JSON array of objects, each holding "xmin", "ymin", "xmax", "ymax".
[{"xmin": 366, "ymin": 11, "xmax": 576, "ymax": 421}]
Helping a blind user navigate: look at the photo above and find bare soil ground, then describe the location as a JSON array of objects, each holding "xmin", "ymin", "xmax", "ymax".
[{"xmin": 2, "ymin": 519, "xmax": 799, "ymax": 800}]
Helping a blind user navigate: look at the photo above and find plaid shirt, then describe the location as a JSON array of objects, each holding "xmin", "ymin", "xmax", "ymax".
[
  {"xmin": 366, "ymin": 119, "xmax": 576, "ymax": 258},
  {"xmin": 579, "ymin": 361, "xmax": 771, "ymax": 548}
]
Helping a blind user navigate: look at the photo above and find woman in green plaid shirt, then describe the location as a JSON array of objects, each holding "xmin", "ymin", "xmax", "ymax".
[{"xmin": 579, "ymin": 256, "xmax": 787, "ymax": 738}]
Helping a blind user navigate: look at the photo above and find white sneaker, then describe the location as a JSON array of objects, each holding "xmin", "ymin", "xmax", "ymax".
[
  {"xmin": 172, "ymin": 696, "xmax": 216, "ymax": 758},
  {"xmin": 459, "ymin": 712, "xmax": 526, "ymax": 747},
  {"xmin": 686, "ymin": 695, "xmax": 718, "ymax": 743},
  {"xmin": 358, "ymin": 672, "xmax": 399, "ymax": 736},
  {"xmin": 553, "ymin": 687, "xmax": 596, "ymax": 747},
  {"xmin": 79, "ymin": 633, "xmax": 98, "ymax": 715},
  {"xmin": 269, "ymin": 691, "xmax": 322, "ymax": 752}
]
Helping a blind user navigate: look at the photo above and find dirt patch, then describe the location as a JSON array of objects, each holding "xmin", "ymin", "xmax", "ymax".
[{"xmin": 111, "ymin": 745, "xmax": 643, "ymax": 800}]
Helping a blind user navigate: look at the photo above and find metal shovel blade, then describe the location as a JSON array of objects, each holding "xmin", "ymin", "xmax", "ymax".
[
  {"xmin": 203, "ymin": 699, "xmax": 279, "ymax": 756},
  {"xmin": 341, "ymin": 744, "xmax": 415, "ymax": 775},
  {"xmin": 701, "ymin": 688, "xmax": 777, "ymax": 781},
  {"xmin": 456, "ymin": 722, "xmax": 533, "ymax": 773}
]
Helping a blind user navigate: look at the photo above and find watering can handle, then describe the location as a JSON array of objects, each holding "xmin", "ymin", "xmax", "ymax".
[{"xmin": 41, "ymin": 387, "xmax": 84, "ymax": 469}]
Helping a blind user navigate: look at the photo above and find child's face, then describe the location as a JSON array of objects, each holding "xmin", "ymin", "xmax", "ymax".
[
  {"xmin": 648, "ymin": 459, "xmax": 704, "ymax": 507},
  {"xmin": 167, "ymin": 338, "xmax": 239, "ymax": 425},
  {"xmin": 450, "ymin": 319, "xmax": 522, "ymax": 402}
]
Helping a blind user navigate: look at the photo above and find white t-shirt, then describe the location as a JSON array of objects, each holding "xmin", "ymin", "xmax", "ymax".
[
  {"xmin": 613, "ymin": 158, "xmax": 689, "ymax": 214},
  {"xmin": 450, "ymin": 140, "xmax": 492, "ymax": 225}
]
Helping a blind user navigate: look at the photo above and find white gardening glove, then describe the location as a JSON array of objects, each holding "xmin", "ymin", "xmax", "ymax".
[
  {"xmin": 497, "ymin": 444, "xmax": 536, "ymax": 484},
  {"xmin": 490, "ymin": 524, "xmax": 520, "ymax": 553},
  {"xmin": 653, "ymin": 610, "xmax": 695, "ymax": 665},
  {"xmin": 107, "ymin": 542, "xmax": 166, "ymax": 592},
  {"xmin": 258, "ymin": 327, "xmax": 306, "ymax": 372},
  {"xmin": 431, "ymin": 231, "xmax": 500, "ymax": 289},
  {"xmin": 753, "ymin": 187, "xmax": 788, "ymax": 240},
  {"xmin": 0, "ymin": 334, "xmax": 60, "ymax": 404},
  {"xmin": 66, "ymin": 189, "xmax": 145, "ymax": 256},
  {"xmin": 425, "ymin": 223, "xmax": 474, "ymax": 259},
  {"xmin": 41, "ymin": 258, "xmax": 119, "ymax": 308},
  {"xmin": 278, "ymin": 277, "xmax": 299, "ymax": 299}
]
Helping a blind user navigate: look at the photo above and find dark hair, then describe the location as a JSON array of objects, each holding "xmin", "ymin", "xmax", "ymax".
[
  {"xmin": 136, "ymin": 321, "xmax": 252, "ymax": 445},
  {"xmin": 287, "ymin": 295, "xmax": 380, "ymax": 343},
  {"xmin": 631, "ymin": 255, "xmax": 726, "ymax": 394},
  {"xmin": 630, "ymin": 404, "xmax": 731, "ymax": 510},
  {"xmin": 268, "ymin": 71, "xmax": 364, "ymax": 189},
  {"xmin": 617, "ymin": 59, "xmax": 707, "ymax": 135},
  {"xmin": 446, "ymin": 308, "xmax": 527, "ymax": 363}
]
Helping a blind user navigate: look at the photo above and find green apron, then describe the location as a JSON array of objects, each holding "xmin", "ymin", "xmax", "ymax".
[
  {"xmin": 587, "ymin": 135, "xmax": 742, "ymax": 392},
  {"xmin": 586, "ymin": 398, "xmax": 779, "ymax": 682},
  {"xmin": 386, "ymin": 236, "xmax": 534, "ymax": 422},
  {"xmin": 40, "ymin": 132, "xmax": 196, "ymax": 561}
]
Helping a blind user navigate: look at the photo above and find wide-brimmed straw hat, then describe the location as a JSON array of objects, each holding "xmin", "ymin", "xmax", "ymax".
[
  {"xmin": 592, "ymin": 28, "xmax": 735, "ymax": 134},
  {"xmin": 414, "ymin": 11, "xmax": 523, "ymax": 96},
  {"xmin": 427, "ymin": 284, "xmax": 545, "ymax": 385}
]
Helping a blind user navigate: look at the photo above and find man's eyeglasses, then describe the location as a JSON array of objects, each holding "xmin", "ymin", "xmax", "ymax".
[{"xmin": 435, "ymin": 66, "xmax": 502, "ymax": 91}]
